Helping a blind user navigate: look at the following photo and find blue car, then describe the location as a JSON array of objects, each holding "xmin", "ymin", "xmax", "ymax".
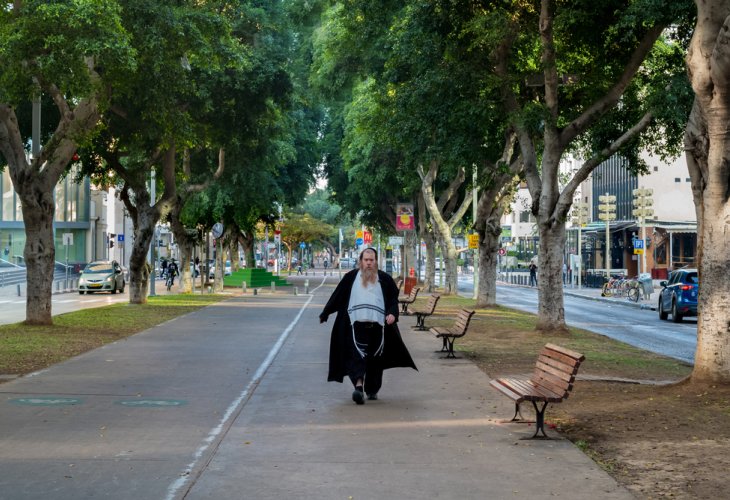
[{"xmin": 658, "ymin": 269, "xmax": 698, "ymax": 323}]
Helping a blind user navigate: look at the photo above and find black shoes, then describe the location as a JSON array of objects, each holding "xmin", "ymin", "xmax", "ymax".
[
  {"xmin": 367, "ymin": 393, "xmax": 378, "ymax": 400},
  {"xmin": 352, "ymin": 386, "xmax": 365, "ymax": 405}
]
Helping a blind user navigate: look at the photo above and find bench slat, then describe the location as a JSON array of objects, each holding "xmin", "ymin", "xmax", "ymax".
[
  {"xmin": 537, "ymin": 353, "xmax": 578, "ymax": 374},
  {"xmin": 496, "ymin": 378, "xmax": 564, "ymax": 402},
  {"xmin": 535, "ymin": 360, "xmax": 575, "ymax": 382},
  {"xmin": 489, "ymin": 379, "xmax": 526, "ymax": 402},
  {"xmin": 544, "ymin": 343, "xmax": 586, "ymax": 362}
]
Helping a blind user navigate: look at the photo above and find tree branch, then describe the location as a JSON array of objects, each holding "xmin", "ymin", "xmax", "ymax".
[{"xmin": 560, "ymin": 23, "xmax": 666, "ymax": 148}]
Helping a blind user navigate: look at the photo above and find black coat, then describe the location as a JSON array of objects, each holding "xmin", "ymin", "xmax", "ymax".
[{"xmin": 319, "ymin": 270, "xmax": 418, "ymax": 382}]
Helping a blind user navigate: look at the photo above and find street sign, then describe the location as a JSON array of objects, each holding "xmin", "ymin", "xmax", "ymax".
[
  {"xmin": 389, "ymin": 236, "xmax": 404, "ymax": 245},
  {"xmin": 117, "ymin": 234, "xmax": 124, "ymax": 242},
  {"xmin": 634, "ymin": 239, "xmax": 644, "ymax": 255},
  {"xmin": 498, "ymin": 248, "xmax": 506, "ymax": 256},
  {"xmin": 299, "ymin": 242, "xmax": 306, "ymax": 249},
  {"xmin": 62, "ymin": 233, "xmax": 73, "ymax": 245},
  {"xmin": 356, "ymin": 238, "xmax": 364, "ymax": 246},
  {"xmin": 468, "ymin": 233, "xmax": 479, "ymax": 249},
  {"xmin": 363, "ymin": 231, "xmax": 372, "ymax": 244},
  {"xmin": 212, "ymin": 222, "xmax": 224, "ymax": 239}
]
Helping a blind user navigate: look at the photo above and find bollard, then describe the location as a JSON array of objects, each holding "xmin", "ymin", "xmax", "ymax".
[
  {"xmin": 207, "ymin": 285, "xmax": 212, "ymax": 294},
  {"xmin": 17, "ymin": 284, "xmax": 21, "ymax": 296},
  {"xmin": 253, "ymin": 288, "xmax": 257, "ymax": 295},
  {"xmin": 294, "ymin": 286, "xmax": 298, "ymax": 296},
  {"xmin": 56, "ymin": 281, "xmax": 60, "ymax": 292},
  {"xmin": 271, "ymin": 281, "xmax": 275, "ymax": 293},
  {"xmin": 242, "ymin": 281, "xmax": 247, "ymax": 294},
  {"xmin": 304, "ymin": 279, "xmax": 309, "ymax": 294}
]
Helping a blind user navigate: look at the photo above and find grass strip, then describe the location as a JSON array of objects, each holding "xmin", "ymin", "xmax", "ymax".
[{"xmin": 0, "ymin": 294, "xmax": 226, "ymax": 376}]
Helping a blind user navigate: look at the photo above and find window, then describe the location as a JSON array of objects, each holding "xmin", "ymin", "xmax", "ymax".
[
  {"xmin": 519, "ymin": 211, "xmax": 534, "ymax": 223},
  {"xmin": 675, "ymin": 178, "xmax": 681, "ymax": 182},
  {"xmin": 654, "ymin": 166, "xmax": 658, "ymax": 172}
]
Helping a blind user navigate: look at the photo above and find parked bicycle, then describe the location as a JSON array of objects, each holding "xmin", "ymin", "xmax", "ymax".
[{"xmin": 601, "ymin": 274, "xmax": 641, "ymax": 302}]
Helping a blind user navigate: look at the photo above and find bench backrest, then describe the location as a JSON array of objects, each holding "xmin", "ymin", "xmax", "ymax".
[
  {"xmin": 530, "ymin": 343, "xmax": 585, "ymax": 401},
  {"xmin": 408, "ymin": 286, "xmax": 421, "ymax": 300},
  {"xmin": 396, "ymin": 279, "xmax": 403, "ymax": 291},
  {"xmin": 453, "ymin": 309, "xmax": 475, "ymax": 334},
  {"xmin": 424, "ymin": 294, "xmax": 441, "ymax": 314}
]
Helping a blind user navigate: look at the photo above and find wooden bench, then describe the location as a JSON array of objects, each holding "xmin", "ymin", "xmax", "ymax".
[
  {"xmin": 429, "ymin": 309, "xmax": 475, "ymax": 358},
  {"xmin": 411, "ymin": 294, "xmax": 441, "ymax": 331},
  {"xmin": 489, "ymin": 344, "xmax": 585, "ymax": 439},
  {"xmin": 397, "ymin": 286, "xmax": 420, "ymax": 314}
]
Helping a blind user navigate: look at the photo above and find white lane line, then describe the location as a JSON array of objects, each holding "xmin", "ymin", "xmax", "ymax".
[{"xmin": 166, "ymin": 287, "xmax": 322, "ymax": 500}]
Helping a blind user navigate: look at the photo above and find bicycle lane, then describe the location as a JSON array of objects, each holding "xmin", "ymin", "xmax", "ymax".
[{"xmin": 0, "ymin": 291, "xmax": 314, "ymax": 500}]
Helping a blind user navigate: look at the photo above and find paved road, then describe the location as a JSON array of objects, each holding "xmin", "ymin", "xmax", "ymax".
[
  {"xmin": 0, "ymin": 276, "xmax": 632, "ymax": 499},
  {"xmin": 0, "ymin": 278, "xmax": 173, "ymax": 326}
]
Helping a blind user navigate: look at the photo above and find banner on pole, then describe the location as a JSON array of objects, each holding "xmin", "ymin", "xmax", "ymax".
[{"xmin": 395, "ymin": 204, "xmax": 415, "ymax": 231}]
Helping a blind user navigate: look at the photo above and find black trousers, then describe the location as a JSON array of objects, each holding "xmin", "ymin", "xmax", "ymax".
[{"xmin": 346, "ymin": 321, "xmax": 384, "ymax": 395}]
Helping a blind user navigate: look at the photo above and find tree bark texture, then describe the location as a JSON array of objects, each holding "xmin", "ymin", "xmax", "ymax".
[
  {"xmin": 127, "ymin": 203, "xmax": 155, "ymax": 304},
  {"xmin": 536, "ymin": 220, "xmax": 568, "ymax": 332},
  {"xmin": 476, "ymin": 213, "xmax": 502, "ymax": 308},
  {"xmin": 685, "ymin": 0, "xmax": 730, "ymax": 382}
]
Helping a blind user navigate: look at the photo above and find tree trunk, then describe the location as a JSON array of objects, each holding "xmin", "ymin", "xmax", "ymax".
[
  {"xmin": 229, "ymin": 239, "xmax": 239, "ymax": 272},
  {"xmin": 535, "ymin": 221, "xmax": 568, "ymax": 332},
  {"xmin": 127, "ymin": 206, "xmax": 155, "ymax": 304},
  {"xmin": 16, "ymin": 184, "xmax": 56, "ymax": 325},
  {"xmin": 240, "ymin": 231, "xmax": 254, "ymax": 269},
  {"xmin": 476, "ymin": 213, "xmax": 502, "ymax": 307},
  {"xmin": 404, "ymin": 230, "xmax": 418, "ymax": 280},
  {"xmin": 213, "ymin": 238, "xmax": 224, "ymax": 292},
  {"xmin": 1, "ymin": 90, "xmax": 100, "ymax": 325},
  {"xmin": 685, "ymin": 0, "xmax": 730, "ymax": 382}
]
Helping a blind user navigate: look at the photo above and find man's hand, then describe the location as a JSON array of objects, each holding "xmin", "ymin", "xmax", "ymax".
[
  {"xmin": 319, "ymin": 315, "xmax": 327, "ymax": 324},
  {"xmin": 385, "ymin": 314, "xmax": 395, "ymax": 325}
]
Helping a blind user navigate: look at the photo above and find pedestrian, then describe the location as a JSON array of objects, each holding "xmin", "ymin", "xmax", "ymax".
[
  {"xmin": 161, "ymin": 258, "xmax": 168, "ymax": 278},
  {"xmin": 562, "ymin": 262, "xmax": 567, "ymax": 286},
  {"xmin": 319, "ymin": 247, "xmax": 417, "ymax": 404},
  {"xmin": 529, "ymin": 262, "xmax": 538, "ymax": 287}
]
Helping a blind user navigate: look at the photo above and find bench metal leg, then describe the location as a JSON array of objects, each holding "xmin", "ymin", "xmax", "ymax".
[
  {"xmin": 435, "ymin": 337, "xmax": 449, "ymax": 353},
  {"xmin": 524, "ymin": 401, "xmax": 550, "ymax": 439},
  {"xmin": 510, "ymin": 402, "xmax": 525, "ymax": 422},
  {"xmin": 441, "ymin": 337, "xmax": 458, "ymax": 359},
  {"xmin": 412, "ymin": 313, "xmax": 427, "ymax": 331}
]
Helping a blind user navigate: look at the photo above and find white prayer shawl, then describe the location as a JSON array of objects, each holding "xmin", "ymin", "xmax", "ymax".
[{"xmin": 347, "ymin": 272, "xmax": 386, "ymax": 358}]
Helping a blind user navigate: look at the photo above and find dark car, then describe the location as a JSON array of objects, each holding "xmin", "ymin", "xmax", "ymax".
[
  {"xmin": 658, "ymin": 268, "xmax": 698, "ymax": 323},
  {"xmin": 79, "ymin": 260, "xmax": 125, "ymax": 295}
]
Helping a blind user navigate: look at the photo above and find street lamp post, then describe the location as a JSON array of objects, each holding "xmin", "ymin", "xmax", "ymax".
[{"xmin": 598, "ymin": 193, "xmax": 617, "ymax": 279}]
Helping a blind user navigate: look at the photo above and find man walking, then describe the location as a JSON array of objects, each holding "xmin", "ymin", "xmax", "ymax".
[{"xmin": 320, "ymin": 248, "xmax": 417, "ymax": 404}]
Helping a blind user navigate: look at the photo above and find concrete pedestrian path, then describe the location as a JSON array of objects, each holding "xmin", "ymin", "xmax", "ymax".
[
  {"xmin": 0, "ymin": 276, "xmax": 633, "ymax": 499},
  {"xmin": 184, "ymin": 281, "xmax": 632, "ymax": 499}
]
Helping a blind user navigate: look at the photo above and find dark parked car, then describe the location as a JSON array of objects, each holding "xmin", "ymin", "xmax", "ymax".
[
  {"xmin": 78, "ymin": 260, "xmax": 125, "ymax": 295},
  {"xmin": 658, "ymin": 268, "xmax": 698, "ymax": 323}
]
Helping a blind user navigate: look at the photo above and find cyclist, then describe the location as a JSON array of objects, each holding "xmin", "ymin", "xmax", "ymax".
[{"xmin": 166, "ymin": 259, "xmax": 179, "ymax": 290}]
